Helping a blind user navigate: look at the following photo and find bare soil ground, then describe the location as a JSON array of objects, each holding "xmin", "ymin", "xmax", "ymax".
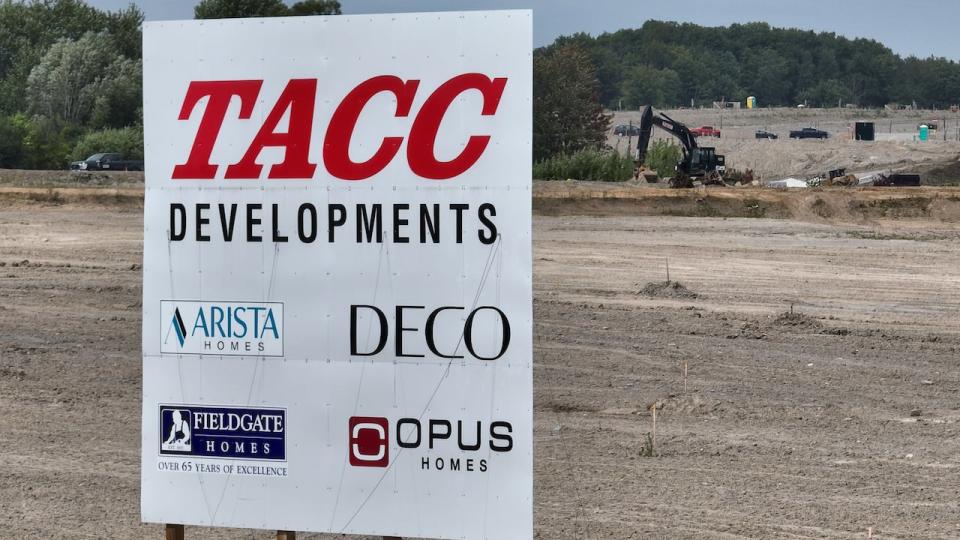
[
  {"xmin": 2, "ymin": 187, "xmax": 960, "ymax": 539},
  {"xmin": 610, "ymin": 107, "xmax": 960, "ymax": 181}
]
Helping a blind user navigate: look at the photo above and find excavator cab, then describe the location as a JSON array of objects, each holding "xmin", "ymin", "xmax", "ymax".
[{"xmin": 686, "ymin": 147, "xmax": 725, "ymax": 177}]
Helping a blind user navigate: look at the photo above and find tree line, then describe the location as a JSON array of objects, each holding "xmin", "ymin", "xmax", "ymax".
[{"xmin": 546, "ymin": 20, "xmax": 960, "ymax": 111}]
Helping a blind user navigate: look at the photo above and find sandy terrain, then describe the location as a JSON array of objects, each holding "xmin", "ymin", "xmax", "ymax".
[
  {"xmin": 610, "ymin": 107, "xmax": 960, "ymax": 181},
  {"xmin": 1, "ymin": 187, "xmax": 959, "ymax": 538}
]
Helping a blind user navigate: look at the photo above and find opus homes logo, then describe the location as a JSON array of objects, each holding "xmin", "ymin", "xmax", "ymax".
[
  {"xmin": 159, "ymin": 405, "xmax": 286, "ymax": 461},
  {"xmin": 160, "ymin": 300, "xmax": 283, "ymax": 356},
  {"xmin": 348, "ymin": 415, "xmax": 514, "ymax": 473}
]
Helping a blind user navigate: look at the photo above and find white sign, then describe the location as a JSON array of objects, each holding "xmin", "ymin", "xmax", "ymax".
[{"xmin": 141, "ymin": 11, "xmax": 532, "ymax": 540}]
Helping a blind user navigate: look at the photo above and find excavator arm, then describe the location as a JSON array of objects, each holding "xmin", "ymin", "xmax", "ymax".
[{"xmin": 635, "ymin": 106, "xmax": 699, "ymax": 168}]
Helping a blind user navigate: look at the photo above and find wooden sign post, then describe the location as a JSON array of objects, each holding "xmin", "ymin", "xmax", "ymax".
[{"xmin": 164, "ymin": 524, "xmax": 183, "ymax": 540}]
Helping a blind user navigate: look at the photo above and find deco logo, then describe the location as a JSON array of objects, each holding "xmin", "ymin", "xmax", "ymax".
[
  {"xmin": 349, "ymin": 417, "xmax": 389, "ymax": 467},
  {"xmin": 160, "ymin": 300, "xmax": 283, "ymax": 357}
]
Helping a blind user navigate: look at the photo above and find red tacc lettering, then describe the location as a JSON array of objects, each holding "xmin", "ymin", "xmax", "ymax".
[
  {"xmin": 226, "ymin": 79, "xmax": 318, "ymax": 179},
  {"xmin": 407, "ymin": 74, "xmax": 507, "ymax": 180},
  {"xmin": 323, "ymin": 76, "xmax": 419, "ymax": 180},
  {"xmin": 172, "ymin": 74, "xmax": 508, "ymax": 181},
  {"xmin": 172, "ymin": 80, "xmax": 262, "ymax": 179}
]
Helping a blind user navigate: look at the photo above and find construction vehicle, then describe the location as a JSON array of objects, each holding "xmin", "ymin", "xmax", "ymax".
[{"xmin": 634, "ymin": 106, "xmax": 726, "ymax": 188}]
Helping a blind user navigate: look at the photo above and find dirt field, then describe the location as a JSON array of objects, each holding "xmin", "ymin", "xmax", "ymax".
[
  {"xmin": 1, "ymin": 186, "xmax": 959, "ymax": 539},
  {"xmin": 610, "ymin": 107, "xmax": 960, "ymax": 181}
]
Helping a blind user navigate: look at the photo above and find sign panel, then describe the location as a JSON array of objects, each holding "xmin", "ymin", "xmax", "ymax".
[{"xmin": 141, "ymin": 11, "xmax": 532, "ymax": 539}]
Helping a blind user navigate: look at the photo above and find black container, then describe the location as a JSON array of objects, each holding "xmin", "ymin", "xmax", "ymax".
[
  {"xmin": 854, "ymin": 121, "xmax": 875, "ymax": 141},
  {"xmin": 888, "ymin": 174, "xmax": 920, "ymax": 186}
]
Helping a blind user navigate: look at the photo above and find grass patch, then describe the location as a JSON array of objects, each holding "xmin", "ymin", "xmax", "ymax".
[
  {"xmin": 26, "ymin": 188, "xmax": 63, "ymax": 204},
  {"xmin": 534, "ymin": 149, "xmax": 634, "ymax": 181},
  {"xmin": 638, "ymin": 432, "xmax": 656, "ymax": 457}
]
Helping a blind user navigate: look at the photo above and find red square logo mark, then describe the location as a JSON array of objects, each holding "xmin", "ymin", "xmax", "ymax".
[{"xmin": 349, "ymin": 416, "xmax": 389, "ymax": 467}]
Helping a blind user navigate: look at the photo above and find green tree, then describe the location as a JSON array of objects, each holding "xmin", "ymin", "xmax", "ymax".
[
  {"xmin": 105, "ymin": 5, "xmax": 146, "ymax": 59},
  {"xmin": 619, "ymin": 65, "xmax": 680, "ymax": 108},
  {"xmin": 534, "ymin": 43, "xmax": 611, "ymax": 162},
  {"xmin": 797, "ymin": 79, "xmax": 851, "ymax": 107},
  {"xmin": 27, "ymin": 31, "xmax": 141, "ymax": 129},
  {"xmin": 744, "ymin": 48, "xmax": 792, "ymax": 105},
  {"xmin": 0, "ymin": 0, "xmax": 132, "ymax": 115},
  {"xmin": 0, "ymin": 116, "xmax": 28, "ymax": 168},
  {"xmin": 645, "ymin": 140, "xmax": 681, "ymax": 178},
  {"xmin": 72, "ymin": 125, "xmax": 143, "ymax": 161},
  {"xmin": 195, "ymin": 0, "xmax": 341, "ymax": 19},
  {"xmin": 289, "ymin": 0, "xmax": 341, "ymax": 15},
  {"xmin": 13, "ymin": 113, "xmax": 76, "ymax": 170},
  {"xmin": 195, "ymin": 0, "xmax": 289, "ymax": 18}
]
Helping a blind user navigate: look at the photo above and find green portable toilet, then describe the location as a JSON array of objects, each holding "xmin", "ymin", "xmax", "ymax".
[{"xmin": 919, "ymin": 124, "xmax": 929, "ymax": 141}]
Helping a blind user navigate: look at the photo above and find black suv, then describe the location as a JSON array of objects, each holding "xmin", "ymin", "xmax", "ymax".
[
  {"xmin": 69, "ymin": 153, "xmax": 144, "ymax": 171},
  {"xmin": 613, "ymin": 124, "xmax": 641, "ymax": 136},
  {"xmin": 755, "ymin": 129, "xmax": 778, "ymax": 140},
  {"xmin": 789, "ymin": 127, "xmax": 828, "ymax": 139}
]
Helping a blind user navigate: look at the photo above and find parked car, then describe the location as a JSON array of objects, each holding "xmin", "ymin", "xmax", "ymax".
[
  {"xmin": 789, "ymin": 127, "xmax": 828, "ymax": 139},
  {"xmin": 69, "ymin": 153, "xmax": 144, "ymax": 171},
  {"xmin": 690, "ymin": 125, "xmax": 721, "ymax": 137},
  {"xmin": 613, "ymin": 124, "xmax": 641, "ymax": 136},
  {"xmin": 755, "ymin": 129, "xmax": 778, "ymax": 140}
]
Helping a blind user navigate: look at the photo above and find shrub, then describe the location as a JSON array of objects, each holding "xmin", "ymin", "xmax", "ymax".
[
  {"xmin": 15, "ymin": 114, "xmax": 78, "ymax": 170},
  {"xmin": 71, "ymin": 125, "xmax": 143, "ymax": 161},
  {"xmin": 645, "ymin": 139, "xmax": 682, "ymax": 178},
  {"xmin": 533, "ymin": 148, "xmax": 634, "ymax": 181},
  {"xmin": 0, "ymin": 116, "xmax": 27, "ymax": 168}
]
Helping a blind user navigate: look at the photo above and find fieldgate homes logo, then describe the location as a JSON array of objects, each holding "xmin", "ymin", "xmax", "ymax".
[
  {"xmin": 160, "ymin": 405, "xmax": 286, "ymax": 460},
  {"xmin": 161, "ymin": 301, "xmax": 283, "ymax": 356}
]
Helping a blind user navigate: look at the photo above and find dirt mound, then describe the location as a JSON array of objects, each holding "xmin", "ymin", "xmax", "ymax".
[
  {"xmin": 734, "ymin": 320, "xmax": 766, "ymax": 339},
  {"xmin": 638, "ymin": 280, "xmax": 699, "ymax": 299},
  {"xmin": 534, "ymin": 181, "xmax": 960, "ymax": 223},
  {"xmin": 916, "ymin": 159, "xmax": 960, "ymax": 186},
  {"xmin": 659, "ymin": 393, "xmax": 717, "ymax": 415},
  {"xmin": 771, "ymin": 310, "xmax": 823, "ymax": 330}
]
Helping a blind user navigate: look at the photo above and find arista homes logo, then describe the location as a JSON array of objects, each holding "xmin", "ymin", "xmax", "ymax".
[
  {"xmin": 160, "ymin": 301, "xmax": 283, "ymax": 356},
  {"xmin": 349, "ymin": 416, "xmax": 514, "ymax": 473},
  {"xmin": 170, "ymin": 74, "xmax": 508, "ymax": 181},
  {"xmin": 159, "ymin": 405, "xmax": 285, "ymax": 461}
]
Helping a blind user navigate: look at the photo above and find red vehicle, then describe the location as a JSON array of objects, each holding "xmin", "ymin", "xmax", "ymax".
[{"xmin": 690, "ymin": 125, "xmax": 721, "ymax": 138}]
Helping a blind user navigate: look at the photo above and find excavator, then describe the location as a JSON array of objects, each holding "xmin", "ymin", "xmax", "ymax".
[{"xmin": 634, "ymin": 106, "xmax": 726, "ymax": 188}]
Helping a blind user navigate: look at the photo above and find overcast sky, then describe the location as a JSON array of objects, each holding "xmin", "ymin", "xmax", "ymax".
[{"xmin": 87, "ymin": 0, "xmax": 959, "ymax": 60}]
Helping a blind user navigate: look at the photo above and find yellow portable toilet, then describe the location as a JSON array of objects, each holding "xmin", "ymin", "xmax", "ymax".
[{"xmin": 747, "ymin": 96, "xmax": 757, "ymax": 109}]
